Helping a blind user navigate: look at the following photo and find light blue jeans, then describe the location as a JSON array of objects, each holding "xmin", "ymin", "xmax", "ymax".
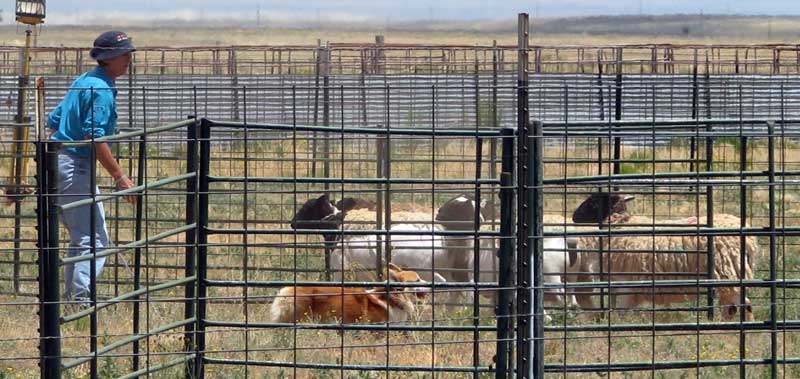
[{"xmin": 57, "ymin": 150, "xmax": 110, "ymax": 302}]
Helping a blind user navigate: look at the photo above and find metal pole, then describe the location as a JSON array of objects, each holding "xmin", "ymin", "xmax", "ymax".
[
  {"xmin": 194, "ymin": 118, "xmax": 211, "ymax": 379},
  {"xmin": 613, "ymin": 47, "xmax": 623, "ymax": 182},
  {"xmin": 321, "ymin": 44, "xmax": 332, "ymax": 280},
  {"xmin": 767, "ymin": 120, "xmax": 777, "ymax": 379},
  {"xmin": 132, "ymin": 107, "xmax": 147, "ymax": 372},
  {"xmin": 496, "ymin": 128, "xmax": 516, "ymax": 379},
  {"xmin": 39, "ymin": 140, "xmax": 61, "ymax": 379},
  {"xmin": 515, "ymin": 12, "xmax": 535, "ymax": 379},
  {"xmin": 706, "ymin": 120, "xmax": 715, "ymax": 320},
  {"xmin": 184, "ymin": 116, "xmax": 198, "ymax": 378},
  {"xmin": 530, "ymin": 120, "xmax": 545, "ymax": 379}
]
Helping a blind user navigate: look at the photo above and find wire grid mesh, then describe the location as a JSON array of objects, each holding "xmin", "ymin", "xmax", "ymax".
[
  {"xmin": 0, "ymin": 38, "xmax": 798, "ymax": 378},
  {"xmin": 538, "ymin": 115, "xmax": 800, "ymax": 377}
]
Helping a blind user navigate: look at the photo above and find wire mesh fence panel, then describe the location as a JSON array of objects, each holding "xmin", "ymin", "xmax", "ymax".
[{"xmin": 1, "ymin": 28, "xmax": 800, "ymax": 378}]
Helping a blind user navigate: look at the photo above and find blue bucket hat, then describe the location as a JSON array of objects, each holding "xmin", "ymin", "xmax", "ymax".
[{"xmin": 90, "ymin": 31, "xmax": 136, "ymax": 61}]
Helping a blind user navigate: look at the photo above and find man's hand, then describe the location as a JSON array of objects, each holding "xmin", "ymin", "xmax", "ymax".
[{"xmin": 114, "ymin": 175, "xmax": 137, "ymax": 204}]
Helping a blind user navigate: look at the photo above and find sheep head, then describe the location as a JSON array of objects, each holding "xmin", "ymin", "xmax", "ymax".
[
  {"xmin": 435, "ymin": 193, "xmax": 491, "ymax": 230},
  {"xmin": 290, "ymin": 194, "xmax": 344, "ymax": 245},
  {"xmin": 571, "ymin": 192, "xmax": 634, "ymax": 225}
]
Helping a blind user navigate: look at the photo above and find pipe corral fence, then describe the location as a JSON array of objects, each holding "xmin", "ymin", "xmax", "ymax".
[{"xmin": 1, "ymin": 16, "xmax": 800, "ymax": 379}]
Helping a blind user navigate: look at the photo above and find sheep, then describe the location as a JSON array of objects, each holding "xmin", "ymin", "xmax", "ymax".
[
  {"xmin": 434, "ymin": 194, "xmax": 582, "ymax": 318},
  {"xmin": 291, "ymin": 194, "xmax": 451, "ymax": 284},
  {"xmin": 571, "ymin": 192, "xmax": 760, "ymax": 320}
]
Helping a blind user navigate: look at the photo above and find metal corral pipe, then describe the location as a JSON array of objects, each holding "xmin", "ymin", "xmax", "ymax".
[
  {"xmin": 205, "ymin": 320, "xmax": 497, "ymax": 332},
  {"xmin": 496, "ymin": 127, "xmax": 517, "ymax": 379},
  {"xmin": 205, "ymin": 279, "xmax": 499, "ymax": 288},
  {"xmin": 207, "ymin": 175, "xmax": 501, "ymax": 185},
  {"xmin": 545, "ymin": 357, "xmax": 800, "ymax": 373},
  {"xmin": 540, "ymin": 118, "xmax": 800, "ymax": 128},
  {"xmin": 767, "ymin": 120, "xmax": 778, "ymax": 379},
  {"xmin": 516, "ymin": 18, "xmax": 533, "ymax": 375},
  {"xmin": 206, "ymin": 358, "xmax": 493, "ymax": 373},
  {"xmin": 61, "ymin": 317, "xmax": 195, "ymax": 370},
  {"xmin": 56, "ymin": 118, "xmax": 196, "ymax": 146},
  {"xmin": 205, "ymin": 119, "xmax": 505, "ymax": 137},
  {"xmin": 548, "ymin": 320, "xmax": 800, "ymax": 333},
  {"xmin": 183, "ymin": 116, "xmax": 199, "ymax": 377},
  {"xmin": 38, "ymin": 141, "xmax": 61, "ymax": 379},
  {"xmin": 194, "ymin": 118, "xmax": 211, "ymax": 379},
  {"xmin": 60, "ymin": 224, "xmax": 196, "ymax": 264},
  {"xmin": 116, "ymin": 355, "xmax": 196, "ymax": 379},
  {"xmin": 550, "ymin": 226, "xmax": 800, "ymax": 237},
  {"xmin": 558, "ymin": 279, "xmax": 800, "ymax": 289},
  {"xmin": 60, "ymin": 276, "xmax": 197, "ymax": 323},
  {"xmin": 544, "ymin": 169, "xmax": 800, "ymax": 184},
  {"xmin": 58, "ymin": 172, "xmax": 196, "ymax": 211}
]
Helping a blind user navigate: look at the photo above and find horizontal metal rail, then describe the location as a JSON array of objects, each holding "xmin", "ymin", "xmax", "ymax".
[
  {"xmin": 204, "ymin": 320, "xmax": 497, "ymax": 332},
  {"xmin": 545, "ymin": 357, "xmax": 800, "ymax": 373},
  {"xmin": 56, "ymin": 118, "xmax": 196, "ymax": 146},
  {"xmin": 207, "ymin": 175, "xmax": 501, "ymax": 186},
  {"xmin": 60, "ymin": 224, "xmax": 196, "ymax": 265},
  {"xmin": 540, "ymin": 118, "xmax": 800, "ymax": 128},
  {"xmin": 545, "ymin": 169, "xmax": 800, "ymax": 185},
  {"xmin": 206, "ymin": 119, "xmax": 508, "ymax": 137},
  {"xmin": 551, "ymin": 226, "xmax": 800, "ymax": 237},
  {"xmin": 59, "ymin": 172, "xmax": 196, "ymax": 211},
  {"xmin": 547, "ymin": 320, "xmax": 800, "ymax": 333},
  {"xmin": 559, "ymin": 278, "xmax": 800, "ymax": 289},
  {"xmin": 61, "ymin": 317, "xmax": 195, "ymax": 369},
  {"xmin": 204, "ymin": 279, "xmax": 499, "ymax": 288},
  {"xmin": 116, "ymin": 354, "xmax": 196, "ymax": 379},
  {"xmin": 61, "ymin": 276, "xmax": 197, "ymax": 323},
  {"xmin": 206, "ymin": 227, "xmax": 503, "ymax": 237},
  {"xmin": 205, "ymin": 358, "xmax": 493, "ymax": 373}
]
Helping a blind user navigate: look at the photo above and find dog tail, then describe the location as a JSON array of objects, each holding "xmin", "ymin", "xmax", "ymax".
[{"xmin": 269, "ymin": 287, "xmax": 297, "ymax": 323}]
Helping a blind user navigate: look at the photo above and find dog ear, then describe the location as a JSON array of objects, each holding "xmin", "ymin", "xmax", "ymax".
[
  {"xmin": 387, "ymin": 262, "xmax": 402, "ymax": 273},
  {"xmin": 387, "ymin": 267, "xmax": 401, "ymax": 283}
]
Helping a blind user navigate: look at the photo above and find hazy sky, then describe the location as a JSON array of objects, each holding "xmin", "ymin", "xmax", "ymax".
[{"xmin": 31, "ymin": 0, "xmax": 800, "ymax": 24}]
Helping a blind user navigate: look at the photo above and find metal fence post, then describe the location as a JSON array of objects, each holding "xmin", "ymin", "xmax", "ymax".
[
  {"xmin": 184, "ymin": 116, "xmax": 199, "ymax": 378},
  {"xmin": 194, "ymin": 118, "xmax": 211, "ymax": 379},
  {"xmin": 529, "ymin": 121, "xmax": 544, "ymax": 378},
  {"xmin": 515, "ymin": 12, "xmax": 537, "ymax": 379},
  {"xmin": 496, "ymin": 127, "xmax": 516, "ymax": 379},
  {"xmin": 38, "ymin": 140, "xmax": 61, "ymax": 379}
]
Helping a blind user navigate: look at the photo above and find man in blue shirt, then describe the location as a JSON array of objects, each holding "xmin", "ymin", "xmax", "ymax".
[{"xmin": 47, "ymin": 31, "xmax": 136, "ymax": 306}]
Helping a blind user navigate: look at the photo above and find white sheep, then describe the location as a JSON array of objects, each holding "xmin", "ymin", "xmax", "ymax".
[
  {"xmin": 571, "ymin": 193, "xmax": 760, "ymax": 320},
  {"xmin": 458, "ymin": 234, "xmax": 580, "ymax": 322},
  {"xmin": 291, "ymin": 194, "xmax": 453, "ymax": 284},
  {"xmin": 435, "ymin": 194, "xmax": 582, "ymax": 319}
]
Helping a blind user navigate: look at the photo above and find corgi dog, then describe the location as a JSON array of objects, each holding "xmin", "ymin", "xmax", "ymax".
[{"xmin": 269, "ymin": 263, "xmax": 429, "ymax": 324}]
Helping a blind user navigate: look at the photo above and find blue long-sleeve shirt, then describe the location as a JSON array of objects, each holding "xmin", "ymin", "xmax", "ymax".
[{"xmin": 48, "ymin": 66, "xmax": 118, "ymax": 156}]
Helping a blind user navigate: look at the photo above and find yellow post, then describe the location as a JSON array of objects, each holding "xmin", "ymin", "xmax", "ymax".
[{"xmin": 5, "ymin": 28, "xmax": 33, "ymax": 202}]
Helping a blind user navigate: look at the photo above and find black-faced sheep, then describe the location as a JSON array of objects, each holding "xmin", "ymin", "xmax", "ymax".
[
  {"xmin": 291, "ymin": 194, "xmax": 450, "ymax": 284},
  {"xmin": 571, "ymin": 192, "xmax": 760, "ymax": 320}
]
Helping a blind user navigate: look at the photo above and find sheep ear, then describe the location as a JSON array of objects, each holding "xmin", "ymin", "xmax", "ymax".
[
  {"xmin": 623, "ymin": 196, "xmax": 635, "ymax": 202},
  {"xmin": 480, "ymin": 198, "xmax": 487, "ymax": 208}
]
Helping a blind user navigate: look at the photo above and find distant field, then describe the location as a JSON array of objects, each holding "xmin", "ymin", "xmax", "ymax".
[{"xmin": 0, "ymin": 14, "xmax": 797, "ymax": 48}]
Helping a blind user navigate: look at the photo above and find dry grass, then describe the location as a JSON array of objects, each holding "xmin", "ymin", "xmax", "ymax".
[{"xmin": 0, "ymin": 11, "xmax": 795, "ymax": 379}]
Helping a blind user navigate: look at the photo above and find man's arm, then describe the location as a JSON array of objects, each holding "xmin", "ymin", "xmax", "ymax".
[{"xmin": 95, "ymin": 140, "xmax": 136, "ymax": 204}]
